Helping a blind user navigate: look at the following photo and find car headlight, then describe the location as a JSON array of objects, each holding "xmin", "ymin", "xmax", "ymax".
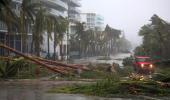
[
  {"xmin": 141, "ymin": 64, "xmax": 144, "ymax": 68},
  {"xmin": 150, "ymin": 64, "xmax": 153, "ymax": 68}
]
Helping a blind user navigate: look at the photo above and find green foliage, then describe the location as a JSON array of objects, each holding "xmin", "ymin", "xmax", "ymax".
[
  {"xmin": 49, "ymin": 79, "xmax": 170, "ymax": 97},
  {"xmin": 154, "ymin": 59, "xmax": 170, "ymax": 67},
  {"xmin": 70, "ymin": 24, "xmax": 123, "ymax": 57},
  {"xmin": 0, "ymin": 58, "xmax": 29, "ymax": 78},
  {"xmin": 0, "ymin": 58, "xmax": 53, "ymax": 79},
  {"xmin": 80, "ymin": 70, "xmax": 111, "ymax": 79},
  {"xmin": 82, "ymin": 63, "xmax": 134, "ymax": 78},
  {"xmin": 152, "ymin": 68, "xmax": 170, "ymax": 82},
  {"xmin": 118, "ymin": 35, "xmax": 132, "ymax": 52},
  {"xmin": 114, "ymin": 65, "xmax": 134, "ymax": 77},
  {"xmin": 48, "ymin": 74, "xmax": 121, "ymax": 96},
  {"xmin": 137, "ymin": 14, "xmax": 170, "ymax": 59},
  {"xmin": 122, "ymin": 57, "xmax": 133, "ymax": 66}
]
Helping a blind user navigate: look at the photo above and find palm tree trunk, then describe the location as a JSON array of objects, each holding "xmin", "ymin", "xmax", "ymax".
[
  {"xmin": 6, "ymin": 25, "xmax": 11, "ymax": 56},
  {"xmin": 53, "ymin": 33, "xmax": 56, "ymax": 60},
  {"xmin": 60, "ymin": 40, "xmax": 64, "ymax": 61},
  {"xmin": 47, "ymin": 33, "xmax": 50, "ymax": 59}
]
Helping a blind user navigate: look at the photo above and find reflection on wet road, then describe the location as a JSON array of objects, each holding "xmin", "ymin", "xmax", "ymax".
[
  {"xmin": 73, "ymin": 53, "xmax": 131, "ymax": 66},
  {"xmin": 0, "ymin": 82, "xmax": 44, "ymax": 100}
]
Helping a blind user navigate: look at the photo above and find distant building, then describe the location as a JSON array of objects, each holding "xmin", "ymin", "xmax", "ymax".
[{"xmin": 80, "ymin": 13, "xmax": 104, "ymax": 31}]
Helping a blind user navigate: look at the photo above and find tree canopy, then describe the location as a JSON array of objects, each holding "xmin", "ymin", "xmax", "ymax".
[{"xmin": 135, "ymin": 14, "xmax": 170, "ymax": 59}]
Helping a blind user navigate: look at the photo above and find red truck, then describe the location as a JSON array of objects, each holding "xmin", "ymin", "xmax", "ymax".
[{"xmin": 133, "ymin": 56, "xmax": 155, "ymax": 74}]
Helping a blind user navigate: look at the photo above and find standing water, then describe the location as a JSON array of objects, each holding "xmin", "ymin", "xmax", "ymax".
[
  {"xmin": 73, "ymin": 53, "xmax": 131, "ymax": 67},
  {"xmin": 0, "ymin": 81, "xmax": 134, "ymax": 100}
]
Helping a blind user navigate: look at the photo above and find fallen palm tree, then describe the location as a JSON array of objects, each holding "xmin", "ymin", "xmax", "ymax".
[
  {"xmin": 0, "ymin": 56, "xmax": 14, "ymax": 61},
  {"xmin": 0, "ymin": 43, "xmax": 89, "ymax": 76},
  {"xmin": 0, "ymin": 43, "xmax": 77, "ymax": 75},
  {"xmin": 35, "ymin": 57, "xmax": 89, "ymax": 71}
]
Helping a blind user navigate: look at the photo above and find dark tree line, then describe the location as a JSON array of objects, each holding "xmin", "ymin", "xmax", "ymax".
[
  {"xmin": 134, "ymin": 14, "xmax": 170, "ymax": 59},
  {"xmin": 70, "ymin": 23, "xmax": 132, "ymax": 57}
]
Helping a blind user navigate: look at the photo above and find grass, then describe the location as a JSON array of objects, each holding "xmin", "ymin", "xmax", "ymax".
[
  {"xmin": 48, "ymin": 78, "xmax": 170, "ymax": 97},
  {"xmin": 47, "ymin": 67, "xmax": 170, "ymax": 97},
  {"xmin": 152, "ymin": 67, "xmax": 170, "ymax": 82}
]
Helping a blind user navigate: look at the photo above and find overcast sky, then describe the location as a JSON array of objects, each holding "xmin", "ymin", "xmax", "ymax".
[{"xmin": 80, "ymin": 0, "xmax": 170, "ymax": 47}]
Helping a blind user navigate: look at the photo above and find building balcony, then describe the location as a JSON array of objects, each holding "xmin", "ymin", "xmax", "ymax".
[
  {"xmin": 69, "ymin": 7, "xmax": 80, "ymax": 14},
  {"xmin": 12, "ymin": 0, "xmax": 22, "ymax": 3},
  {"xmin": 48, "ymin": 8, "xmax": 67, "ymax": 17},
  {"xmin": 68, "ymin": 0, "xmax": 81, "ymax": 7},
  {"xmin": 69, "ymin": 14, "xmax": 80, "ymax": 22},
  {"xmin": 41, "ymin": 0, "xmax": 68, "ymax": 11}
]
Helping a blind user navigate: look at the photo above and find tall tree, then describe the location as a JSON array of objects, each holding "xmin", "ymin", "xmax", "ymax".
[
  {"xmin": 45, "ymin": 15, "xmax": 54, "ymax": 59},
  {"xmin": 53, "ymin": 17, "xmax": 68, "ymax": 60},
  {"xmin": 19, "ymin": 0, "xmax": 39, "ymax": 53},
  {"xmin": 32, "ymin": 7, "xmax": 46, "ymax": 56},
  {"xmin": 0, "ymin": 0, "xmax": 18, "ymax": 55},
  {"xmin": 137, "ymin": 14, "xmax": 170, "ymax": 59}
]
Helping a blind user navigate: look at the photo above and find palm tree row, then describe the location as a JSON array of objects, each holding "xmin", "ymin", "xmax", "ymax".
[
  {"xmin": 70, "ymin": 23, "xmax": 123, "ymax": 57},
  {"xmin": 0, "ymin": 0, "xmax": 68, "ymax": 60}
]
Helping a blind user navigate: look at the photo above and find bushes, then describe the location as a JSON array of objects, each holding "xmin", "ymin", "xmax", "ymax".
[
  {"xmin": 81, "ymin": 63, "xmax": 134, "ymax": 79},
  {"xmin": 0, "ymin": 58, "xmax": 30, "ymax": 79},
  {"xmin": 122, "ymin": 57, "xmax": 133, "ymax": 66},
  {"xmin": 114, "ymin": 65, "xmax": 134, "ymax": 77},
  {"xmin": 152, "ymin": 68, "xmax": 170, "ymax": 82},
  {"xmin": 48, "ymin": 78, "xmax": 170, "ymax": 97},
  {"xmin": 154, "ymin": 59, "xmax": 170, "ymax": 68},
  {"xmin": 48, "ymin": 64, "xmax": 170, "ymax": 97},
  {"xmin": 0, "ymin": 58, "xmax": 53, "ymax": 79},
  {"xmin": 48, "ymin": 74, "xmax": 121, "ymax": 96}
]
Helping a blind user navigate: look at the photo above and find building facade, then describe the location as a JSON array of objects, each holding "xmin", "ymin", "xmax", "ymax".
[
  {"xmin": 67, "ymin": 0, "xmax": 81, "ymax": 35},
  {"xmin": 40, "ymin": 0, "xmax": 69, "ymax": 59},
  {"xmin": 0, "ymin": 0, "xmax": 22, "ymax": 55},
  {"xmin": 0, "ymin": 0, "xmax": 82, "ymax": 60},
  {"xmin": 81, "ymin": 13, "xmax": 104, "ymax": 31}
]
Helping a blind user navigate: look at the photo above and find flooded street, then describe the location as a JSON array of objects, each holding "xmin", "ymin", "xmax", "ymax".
[
  {"xmin": 0, "ymin": 53, "xmax": 165, "ymax": 100},
  {"xmin": 0, "ymin": 81, "xmax": 135, "ymax": 100},
  {"xmin": 0, "ymin": 53, "xmax": 133, "ymax": 100},
  {"xmin": 73, "ymin": 53, "xmax": 131, "ymax": 67}
]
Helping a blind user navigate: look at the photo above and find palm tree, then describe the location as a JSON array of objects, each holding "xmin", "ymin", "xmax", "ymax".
[
  {"xmin": 74, "ymin": 22, "xmax": 85, "ymax": 56},
  {"xmin": 104, "ymin": 25, "xmax": 121, "ymax": 55},
  {"xmin": 53, "ymin": 17, "xmax": 68, "ymax": 60},
  {"xmin": 45, "ymin": 15, "xmax": 54, "ymax": 59},
  {"xmin": 32, "ymin": 7, "xmax": 46, "ymax": 56},
  {"xmin": 0, "ymin": 0, "xmax": 18, "ymax": 55},
  {"xmin": 19, "ymin": 0, "xmax": 39, "ymax": 53},
  {"xmin": 0, "ymin": 0, "xmax": 12, "ymax": 11}
]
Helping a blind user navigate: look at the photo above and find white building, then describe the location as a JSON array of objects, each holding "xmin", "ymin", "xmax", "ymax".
[
  {"xmin": 80, "ymin": 13, "xmax": 104, "ymax": 31},
  {"xmin": 40, "ymin": 0, "xmax": 68, "ymax": 59},
  {"xmin": 41, "ymin": 0, "xmax": 82, "ymax": 59},
  {"xmin": 68, "ymin": 0, "xmax": 81, "ymax": 35},
  {"xmin": 0, "ymin": 0, "xmax": 81, "ymax": 59}
]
